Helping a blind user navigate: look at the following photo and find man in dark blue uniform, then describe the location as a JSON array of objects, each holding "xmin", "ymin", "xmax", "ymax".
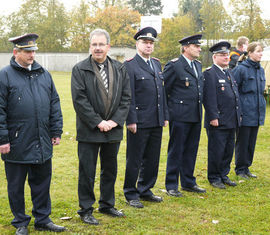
[
  {"xmin": 163, "ymin": 34, "xmax": 206, "ymax": 197},
  {"xmin": 0, "ymin": 34, "xmax": 65, "ymax": 235},
  {"xmin": 203, "ymin": 41, "xmax": 241, "ymax": 189},
  {"xmin": 123, "ymin": 27, "xmax": 169, "ymax": 208}
]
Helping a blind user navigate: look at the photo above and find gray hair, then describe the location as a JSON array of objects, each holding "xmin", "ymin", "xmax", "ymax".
[{"xmin": 89, "ymin": 28, "xmax": 110, "ymax": 44}]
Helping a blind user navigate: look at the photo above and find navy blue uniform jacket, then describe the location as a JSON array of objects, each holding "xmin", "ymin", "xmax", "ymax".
[
  {"xmin": 163, "ymin": 55, "xmax": 204, "ymax": 122},
  {"xmin": 0, "ymin": 57, "xmax": 63, "ymax": 164},
  {"xmin": 124, "ymin": 54, "xmax": 169, "ymax": 128},
  {"xmin": 203, "ymin": 65, "xmax": 241, "ymax": 129},
  {"xmin": 232, "ymin": 59, "xmax": 266, "ymax": 126}
]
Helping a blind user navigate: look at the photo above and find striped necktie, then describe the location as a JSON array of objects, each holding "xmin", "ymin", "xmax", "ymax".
[{"xmin": 99, "ymin": 64, "xmax": 108, "ymax": 93}]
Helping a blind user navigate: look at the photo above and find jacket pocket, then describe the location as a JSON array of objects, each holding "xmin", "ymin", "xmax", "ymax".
[{"xmin": 242, "ymin": 77, "xmax": 256, "ymax": 93}]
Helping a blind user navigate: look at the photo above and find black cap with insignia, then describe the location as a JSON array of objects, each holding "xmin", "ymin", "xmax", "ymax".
[
  {"xmin": 179, "ymin": 34, "xmax": 202, "ymax": 45},
  {"xmin": 134, "ymin": 27, "xmax": 157, "ymax": 41},
  {"xmin": 209, "ymin": 41, "xmax": 231, "ymax": 54},
  {"xmin": 8, "ymin": 33, "xmax": 39, "ymax": 51}
]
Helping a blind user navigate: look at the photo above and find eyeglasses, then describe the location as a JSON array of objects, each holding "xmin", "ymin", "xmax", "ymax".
[
  {"xmin": 90, "ymin": 43, "xmax": 107, "ymax": 48},
  {"xmin": 215, "ymin": 53, "xmax": 229, "ymax": 57}
]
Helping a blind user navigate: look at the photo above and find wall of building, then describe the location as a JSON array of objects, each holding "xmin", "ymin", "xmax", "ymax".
[{"xmin": 0, "ymin": 47, "xmax": 136, "ymax": 72}]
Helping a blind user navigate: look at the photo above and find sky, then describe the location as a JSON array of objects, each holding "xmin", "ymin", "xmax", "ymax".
[{"xmin": 2, "ymin": 0, "xmax": 270, "ymax": 19}]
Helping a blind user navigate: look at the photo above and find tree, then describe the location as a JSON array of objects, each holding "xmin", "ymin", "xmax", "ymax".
[
  {"xmin": 5, "ymin": 0, "xmax": 69, "ymax": 52},
  {"xmin": 69, "ymin": 0, "xmax": 94, "ymax": 52},
  {"xmin": 128, "ymin": 0, "xmax": 163, "ymax": 15},
  {"xmin": 86, "ymin": 6, "xmax": 140, "ymax": 47},
  {"xmin": 200, "ymin": 0, "xmax": 230, "ymax": 42},
  {"xmin": 229, "ymin": 0, "xmax": 266, "ymax": 41},
  {"xmin": 178, "ymin": 0, "xmax": 203, "ymax": 31},
  {"xmin": 0, "ymin": 17, "xmax": 10, "ymax": 52},
  {"xmin": 154, "ymin": 15, "xmax": 197, "ymax": 65}
]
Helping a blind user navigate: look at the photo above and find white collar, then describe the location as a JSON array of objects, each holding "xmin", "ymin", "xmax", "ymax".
[
  {"xmin": 214, "ymin": 63, "xmax": 228, "ymax": 73},
  {"xmin": 182, "ymin": 54, "xmax": 193, "ymax": 67},
  {"xmin": 137, "ymin": 53, "xmax": 150, "ymax": 64},
  {"xmin": 15, "ymin": 60, "xmax": 32, "ymax": 71}
]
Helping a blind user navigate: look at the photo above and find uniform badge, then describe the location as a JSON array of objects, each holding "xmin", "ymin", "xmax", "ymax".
[
  {"xmin": 185, "ymin": 77, "xmax": 189, "ymax": 87},
  {"xmin": 221, "ymin": 84, "xmax": 225, "ymax": 91}
]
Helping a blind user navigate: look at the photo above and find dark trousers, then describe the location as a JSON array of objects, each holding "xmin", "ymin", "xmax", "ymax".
[
  {"xmin": 235, "ymin": 126, "xmax": 259, "ymax": 175},
  {"xmin": 5, "ymin": 159, "xmax": 52, "ymax": 228},
  {"xmin": 207, "ymin": 128, "xmax": 235, "ymax": 183},
  {"xmin": 77, "ymin": 142, "xmax": 119, "ymax": 216},
  {"xmin": 123, "ymin": 127, "xmax": 162, "ymax": 201},
  {"xmin": 165, "ymin": 121, "xmax": 201, "ymax": 190}
]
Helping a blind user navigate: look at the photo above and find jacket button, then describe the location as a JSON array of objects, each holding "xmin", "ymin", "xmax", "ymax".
[
  {"xmin": 36, "ymin": 144, "xmax": 39, "ymax": 148},
  {"xmin": 180, "ymin": 101, "xmax": 183, "ymax": 104}
]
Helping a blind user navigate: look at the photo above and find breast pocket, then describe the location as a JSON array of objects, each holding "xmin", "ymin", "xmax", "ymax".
[
  {"xmin": 260, "ymin": 75, "xmax": 266, "ymax": 93},
  {"xmin": 242, "ymin": 77, "xmax": 256, "ymax": 93}
]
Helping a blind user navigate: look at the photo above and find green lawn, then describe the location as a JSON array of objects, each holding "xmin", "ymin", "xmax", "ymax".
[{"xmin": 0, "ymin": 71, "xmax": 270, "ymax": 234}]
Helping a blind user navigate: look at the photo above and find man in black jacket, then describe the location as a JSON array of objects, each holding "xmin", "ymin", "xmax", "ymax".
[
  {"xmin": 123, "ymin": 27, "xmax": 169, "ymax": 208},
  {"xmin": 71, "ymin": 29, "xmax": 131, "ymax": 225},
  {"xmin": 0, "ymin": 34, "xmax": 65, "ymax": 235},
  {"xmin": 203, "ymin": 41, "xmax": 241, "ymax": 189},
  {"xmin": 163, "ymin": 34, "xmax": 206, "ymax": 197}
]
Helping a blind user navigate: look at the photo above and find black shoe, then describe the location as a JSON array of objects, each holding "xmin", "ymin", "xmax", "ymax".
[
  {"xmin": 126, "ymin": 199, "xmax": 144, "ymax": 208},
  {"xmin": 246, "ymin": 172, "xmax": 257, "ymax": 178},
  {"xmin": 211, "ymin": 182, "xmax": 226, "ymax": 189},
  {"xmin": 182, "ymin": 185, "xmax": 206, "ymax": 193},
  {"xmin": 237, "ymin": 173, "xmax": 249, "ymax": 179},
  {"xmin": 99, "ymin": 207, "xmax": 125, "ymax": 217},
  {"xmin": 223, "ymin": 178, "xmax": 237, "ymax": 186},
  {"xmin": 167, "ymin": 189, "xmax": 183, "ymax": 197},
  {"xmin": 34, "ymin": 222, "xmax": 66, "ymax": 232},
  {"xmin": 16, "ymin": 226, "xmax": 28, "ymax": 235},
  {"xmin": 140, "ymin": 194, "xmax": 163, "ymax": 202},
  {"xmin": 80, "ymin": 212, "xmax": 99, "ymax": 225}
]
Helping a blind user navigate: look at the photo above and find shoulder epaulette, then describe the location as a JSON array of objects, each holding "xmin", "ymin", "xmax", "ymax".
[
  {"xmin": 152, "ymin": 57, "xmax": 160, "ymax": 61},
  {"xmin": 195, "ymin": 59, "xmax": 201, "ymax": 63},
  {"xmin": 171, "ymin": 58, "xmax": 179, "ymax": 62},
  {"xmin": 205, "ymin": 66, "xmax": 211, "ymax": 71},
  {"xmin": 126, "ymin": 57, "xmax": 134, "ymax": 62}
]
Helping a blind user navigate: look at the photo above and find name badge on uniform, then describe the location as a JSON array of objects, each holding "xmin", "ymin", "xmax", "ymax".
[
  {"xmin": 219, "ymin": 79, "xmax": 225, "ymax": 83},
  {"xmin": 185, "ymin": 77, "xmax": 189, "ymax": 87}
]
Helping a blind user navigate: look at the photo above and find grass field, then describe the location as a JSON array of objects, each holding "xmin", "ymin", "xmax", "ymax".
[{"xmin": 0, "ymin": 71, "xmax": 270, "ymax": 234}]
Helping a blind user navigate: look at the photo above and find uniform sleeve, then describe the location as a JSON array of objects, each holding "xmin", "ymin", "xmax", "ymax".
[
  {"xmin": 0, "ymin": 70, "xmax": 10, "ymax": 145},
  {"xmin": 125, "ymin": 61, "xmax": 138, "ymax": 125},
  {"xmin": 231, "ymin": 66, "xmax": 243, "ymax": 89},
  {"xmin": 71, "ymin": 65, "xmax": 103, "ymax": 129},
  {"xmin": 109, "ymin": 64, "xmax": 131, "ymax": 127},
  {"xmin": 163, "ymin": 62, "xmax": 176, "ymax": 97},
  {"xmin": 203, "ymin": 70, "xmax": 219, "ymax": 121},
  {"xmin": 49, "ymin": 72, "xmax": 63, "ymax": 138}
]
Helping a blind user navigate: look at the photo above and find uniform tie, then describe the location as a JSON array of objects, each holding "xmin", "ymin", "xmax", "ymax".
[
  {"xmin": 99, "ymin": 64, "xmax": 108, "ymax": 92},
  {"xmin": 147, "ymin": 60, "xmax": 153, "ymax": 70},
  {"xmin": 191, "ymin": 61, "xmax": 198, "ymax": 78}
]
